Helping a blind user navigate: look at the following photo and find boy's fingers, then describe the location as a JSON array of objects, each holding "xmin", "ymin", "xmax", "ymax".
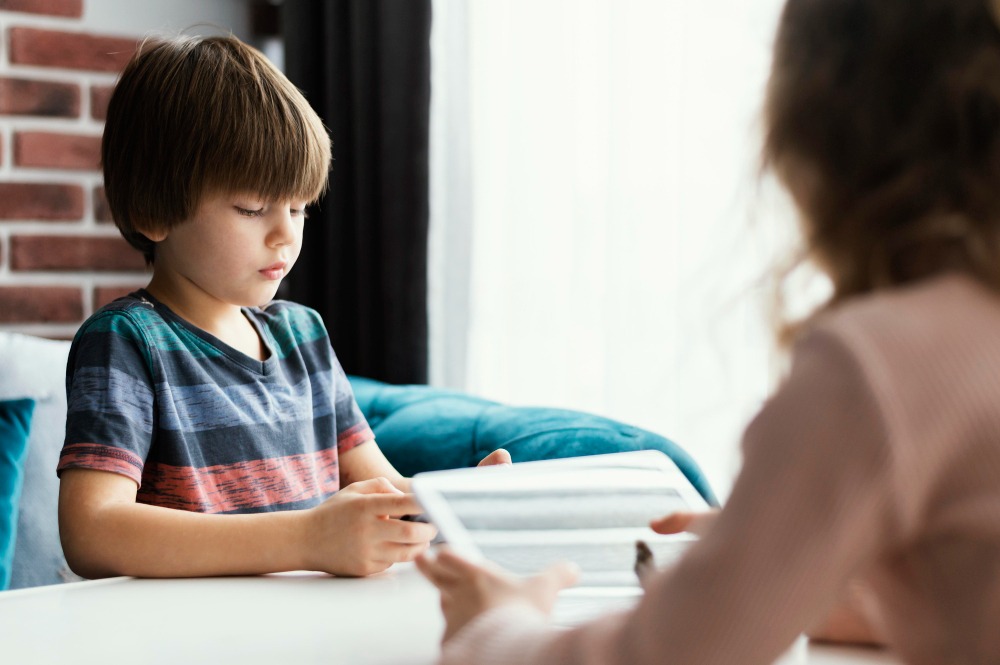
[
  {"xmin": 477, "ymin": 448, "xmax": 513, "ymax": 467},
  {"xmin": 362, "ymin": 492, "xmax": 424, "ymax": 516},
  {"xmin": 375, "ymin": 541, "xmax": 432, "ymax": 565},
  {"xmin": 382, "ymin": 516, "xmax": 438, "ymax": 544}
]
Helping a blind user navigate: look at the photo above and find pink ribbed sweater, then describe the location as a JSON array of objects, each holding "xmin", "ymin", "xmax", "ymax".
[{"xmin": 439, "ymin": 274, "xmax": 1000, "ymax": 665}]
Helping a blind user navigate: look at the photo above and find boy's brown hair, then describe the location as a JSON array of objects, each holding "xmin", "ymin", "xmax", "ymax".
[
  {"xmin": 764, "ymin": 0, "xmax": 1000, "ymax": 340},
  {"xmin": 102, "ymin": 34, "xmax": 331, "ymax": 264}
]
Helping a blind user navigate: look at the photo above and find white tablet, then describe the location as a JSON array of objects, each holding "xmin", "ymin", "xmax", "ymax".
[{"xmin": 413, "ymin": 450, "xmax": 710, "ymax": 598}]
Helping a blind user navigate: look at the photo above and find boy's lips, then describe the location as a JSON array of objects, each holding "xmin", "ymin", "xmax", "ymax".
[{"xmin": 259, "ymin": 262, "xmax": 287, "ymax": 280}]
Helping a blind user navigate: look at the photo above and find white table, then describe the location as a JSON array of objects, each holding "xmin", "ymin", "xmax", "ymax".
[{"xmin": 0, "ymin": 564, "xmax": 900, "ymax": 665}]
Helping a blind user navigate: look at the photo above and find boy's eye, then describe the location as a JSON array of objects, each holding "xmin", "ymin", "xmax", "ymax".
[
  {"xmin": 291, "ymin": 208, "xmax": 309, "ymax": 219},
  {"xmin": 235, "ymin": 206, "xmax": 265, "ymax": 217}
]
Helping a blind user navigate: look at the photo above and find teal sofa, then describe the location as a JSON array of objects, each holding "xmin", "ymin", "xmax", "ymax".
[
  {"xmin": 350, "ymin": 377, "xmax": 717, "ymax": 505},
  {"xmin": 0, "ymin": 331, "xmax": 715, "ymax": 590}
]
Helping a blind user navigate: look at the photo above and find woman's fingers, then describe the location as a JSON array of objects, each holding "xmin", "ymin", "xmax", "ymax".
[
  {"xmin": 416, "ymin": 549, "xmax": 466, "ymax": 586},
  {"xmin": 418, "ymin": 547, "xmax": 580, "ymax": 644},
  {"xmin": 417, "ymin": 547, "xmax": 501, "ymax": 586},
  {"xmin": 535, "ymin": 561, "xmax": 579, "ymax": 595},
  {"xmin": 650, "ymin": 509, "xmax": 719, "ymax": 536}
]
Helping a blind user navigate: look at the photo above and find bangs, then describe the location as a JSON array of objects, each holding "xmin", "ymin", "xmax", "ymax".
[
  {"xmin": 193, "ymin": 41, "xmax": 331, "ymax": 204},
  {"xmin": 186, "ymin": 41, "xmax": 330, "ymax": 203}
]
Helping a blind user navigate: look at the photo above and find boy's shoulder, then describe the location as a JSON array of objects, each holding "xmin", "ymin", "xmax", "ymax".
[
  {"xmin": 255, "ymin": 299, "xmax": 332, "ymax": 354},
  {"xmin": 258, "ymin": 298, "xmax": 320, "ymax": 319},
  {"xmin": 69, "ymin": 292, "xmax": 167, "ymax": 370},
  {"xmin": 256, "ymin": 299, "xmax": 325, "ymax": 330},
  {"xmin": 75, "ymin": 291, "xmax": 162, "ymax": 340}
]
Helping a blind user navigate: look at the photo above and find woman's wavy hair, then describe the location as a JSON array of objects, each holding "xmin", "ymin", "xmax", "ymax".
[
  {"xmin": 102, "ymin": 34, "xmax": 331, "ymax": 265},
  {"xmin": 764, "ymin": 0, "xmax": 1000, "ymax": 344}
]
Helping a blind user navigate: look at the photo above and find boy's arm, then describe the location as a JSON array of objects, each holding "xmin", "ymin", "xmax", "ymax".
[
  {"xmin": 59, "ymin": 465, "xmax": 434, "ymax": 579},
  {"xmin": 59, "ymin": 468, "xmax": 307, "ymax": 578},
  {"xmin": 339, "ymin": 441, "xmax": 412, "ymax": 492}
]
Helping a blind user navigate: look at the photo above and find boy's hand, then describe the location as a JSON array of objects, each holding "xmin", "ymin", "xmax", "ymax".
[
  {"xmin": 476, "ymin": 448, "xmax": 512, "ymax": 467},
  {"xmin": 304, "ymin": 477, "xmax": 437, "ymax": 577},
  {"xmin": 416, "ymin": 547, "xmax": 578, "ymax": 643}
]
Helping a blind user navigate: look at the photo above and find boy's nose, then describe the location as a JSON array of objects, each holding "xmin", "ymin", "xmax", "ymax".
[{"xmin": 268, "ymin": 211, "xmax": 298, "ymax": 247}]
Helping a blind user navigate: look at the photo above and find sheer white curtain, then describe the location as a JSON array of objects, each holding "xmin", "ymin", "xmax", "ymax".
[{"xmin": 430, "ymin": 0, "xmax": 795, "ymax": 499}]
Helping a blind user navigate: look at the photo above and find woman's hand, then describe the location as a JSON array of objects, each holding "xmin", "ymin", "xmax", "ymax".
[
  {"xmin": 416, "ymin": 547, "xmax": 578, "ymax": 643},
  {"xmin": 650, "ymin": 509, "xmax": 719, "ymax": 536},
  {"xmin": 476, "ymin": 448, "xmax": 513, "ymax": 467},
  {"xmin": 807, "ymin": 581, "xmax": 886, "ymax": 647},
  {"xmin": 634, "ymin": 510, "xmax": 721, "ymax": 587}
]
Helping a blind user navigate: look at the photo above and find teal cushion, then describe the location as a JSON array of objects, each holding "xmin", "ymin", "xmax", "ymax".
[
  {"xmin": 0, "ymin": 398, "xmax": 35, "ymax": 591},
  {"xmin": 348, "ymin": 376, "xmax": 718, "ymax": 506}
]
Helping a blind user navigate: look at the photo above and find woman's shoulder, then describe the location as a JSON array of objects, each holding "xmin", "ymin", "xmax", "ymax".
[
  {"xmin": 782, "ymin": 275, "xmax": 1000, "ymax": 538},
  {"xmin": 810, "ymin": 274, "xmax": 1000, "ymax": 355},
  {"xmin": 803, "ymin": 273, "xmax": 1000, "ymax": 487}
]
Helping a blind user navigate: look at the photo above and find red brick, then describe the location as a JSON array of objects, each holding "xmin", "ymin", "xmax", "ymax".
[
  {"xmin": 8, "ymin": 28, "xmax": 137, "ymax": 73},
  {"xmin": 0, "ymin": 182, "xmax": 84, "ymax": 220},
  {"xmin": 93, "ymin": 284, "xmax": 143, "ymax": 307},
  {"xmin": 0, "ymin": 77, "xmax": 80, "ymax": 117},
  {"xmin": 93, "ymin": 186, "xmax": 114, "ymax": 223},
  {"xmin": 0, "ymin": 0, "xmax": 82, "ymax": 17},
  {"xmin": 11, "ymin": 235, "xmax": 146, "ymax": 272},
  {"xmin": 0, "ymin": 286, "xmax": 83, "ymax": 323},
  {"xmin": 14, "ymin": 131, "xmax": 101, "ymax": 170},
  {"xmin": 90, "ymin": 84, "xmax": 114, "ymax": 121}
]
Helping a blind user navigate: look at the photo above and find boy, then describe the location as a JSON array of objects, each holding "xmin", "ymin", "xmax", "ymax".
[{"xmin": 57, "ymin": 34, "xmax": 507, "ymax": 580}]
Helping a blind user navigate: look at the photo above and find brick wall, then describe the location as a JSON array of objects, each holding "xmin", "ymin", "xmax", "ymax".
[
  {"xmin": 0, "ymin": 0, "xmax": 145, "ymax": 338},
  {"xmin": 1, "ymin": 1, "xmax": 256, "ymax": 338}
]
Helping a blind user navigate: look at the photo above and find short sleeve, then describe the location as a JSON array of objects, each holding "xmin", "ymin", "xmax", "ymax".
[{"xmin": 58, "ymin": 312, "xmax": 156, "ymax": 486}]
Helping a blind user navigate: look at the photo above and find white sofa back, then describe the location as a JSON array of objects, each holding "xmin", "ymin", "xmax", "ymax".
[{"xmin": 0, "ymin": 332, "xmax": 82, "ymax": 588}]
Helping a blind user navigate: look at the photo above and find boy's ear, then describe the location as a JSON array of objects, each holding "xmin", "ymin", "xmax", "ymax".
[{"xmin": 140, "ymin": 227, "xmax": 169, "ymax": 242}]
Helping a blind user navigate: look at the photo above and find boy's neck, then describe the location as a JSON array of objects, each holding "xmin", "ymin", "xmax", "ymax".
[{"xmin": 144, "ymin": 275, "xmax": 267, "ymax": 361}]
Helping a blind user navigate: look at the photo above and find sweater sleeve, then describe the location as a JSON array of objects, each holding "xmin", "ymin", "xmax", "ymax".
[{"xmin": 438, "ymin": 329, "xmax": 901, "ymax": 665}]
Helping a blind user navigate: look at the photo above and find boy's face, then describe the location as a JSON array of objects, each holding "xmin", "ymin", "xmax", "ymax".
[{"xmin": 146, "ymin": 191, "xmax": 308, "ymax": 310}]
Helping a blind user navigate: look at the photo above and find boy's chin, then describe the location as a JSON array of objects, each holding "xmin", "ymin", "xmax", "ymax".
[
  {"xmin": 253, "ymin": 284, "xmax": 283, "ymax": 306},
  {"xmin": 233, "ymin": 290, "xmax": 279, "ymax": 309}
]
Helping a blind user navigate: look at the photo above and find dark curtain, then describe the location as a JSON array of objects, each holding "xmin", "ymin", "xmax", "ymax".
[{"xmin": 280, "ymin": 0, "xmax": 431, "ymax": 384}]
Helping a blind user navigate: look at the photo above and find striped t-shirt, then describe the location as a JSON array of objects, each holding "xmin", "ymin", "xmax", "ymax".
[{"xmin": 58, "ymin": 290, "xmax": 373, "ymax": 514}]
